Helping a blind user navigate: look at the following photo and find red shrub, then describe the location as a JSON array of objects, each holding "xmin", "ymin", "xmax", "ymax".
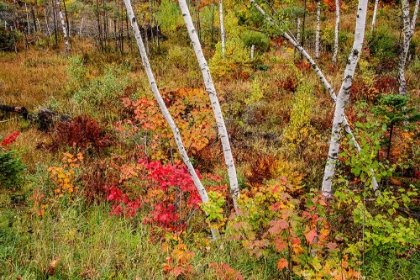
[{"xmin": 52, "ymin": 115, "xmax": 113, "ymax": 152}]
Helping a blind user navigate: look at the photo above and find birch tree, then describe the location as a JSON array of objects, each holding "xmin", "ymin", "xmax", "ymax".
[
  {"xmin": 178, "ymin": 0, "xmax": 240, "ymax": 213},
  {"xmin": 219, "ymin": 0, "xmax": 226, "ymax": 58},
  {"xmin": 57, "ymin": 0, "xmax": 70, "ymax": 52},
  {"xmin": 315, "ymin": 0, "xmax": 321, "ymax": 59},
  {"xmin": 249, "ymin": 0, "xmax": 379, "ymax": 195},
  {"xmin": 398, "ymin": 0, "xmax": 419, "ymax": 96},
  {"xmin": 122, "ymin": 0, "xmax": 218, "ymax": 239},
  {"xmin": 371, "ymin": 0, "xmax": 379, "ymax": 34},
  {"xmin": 321, "ymin": 0, "xmax": 369, "ymax": 196},
  {"xmin": 332, "ymin": 0, "xmax": 340, "ymax": 64}
]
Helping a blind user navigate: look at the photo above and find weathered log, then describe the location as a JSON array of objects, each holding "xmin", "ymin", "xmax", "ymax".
[
  {"xmin": 1, "ymin": 105, "xmax": 71, "ymax": 131},
  {"xmin": 0, "ymin": 104, "xmax": 29, "ymax": 119}
]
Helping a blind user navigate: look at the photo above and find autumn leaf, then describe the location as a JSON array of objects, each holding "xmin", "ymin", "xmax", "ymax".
[
  {"xmin": 47, "ymin": 256, "xmax": 61, "ymax": 276},
  {"xmin": 305, "ymin": 229, "xmax": 318, "ymax": 244},
  {"xmin": 277, "ymin": 258, "xmax": 288, "ymax": 270}
]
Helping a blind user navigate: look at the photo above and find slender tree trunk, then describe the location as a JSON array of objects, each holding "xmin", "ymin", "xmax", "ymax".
[
  {"xmin": 45, "ymin": 4, "xmax": 51, "ymax": 37},
  {"xmin": 31, "ymin": 4, "xmax": 37, "ymax": 33},
  {"xmin": 219, "ymin": 0, "xmax": 225, "ymax": 58},
  {"xmin": 79, "ymin": 16, "xmax": 84, "ymax": 39},
  {"xmin": 322, "ymin": 0, "xmax": 369, "ymax": 197},
  {"xmin": 250, "ymin": 0, "xmax": 379, "ymax": 194},
  {"xmin": 57, "ymin": 0, "xmax": 70, "ymax": 52},
  {"xmin": 315, "ymin": 0, "xmax": 321, "ymax": 59},
  {"xmin": 301, "ymin": 0, "xmax": 307, "ymax": 55},
  {"xmin": 398, "ymin": 0, "xmax": 419, "ymax": 95},
  {"xmin": 52, "ymin": 0, "xmax": 58, "ymax": 47},
  {"xmin": 122, "ymin": 0, "xmax": 218, "ymax": 239},
  {"xmin": 251, "ymin": 44, "xmax": 255, "ymax": 59},
  {"xmin": 178, "ymin": 0, "xmax": 240, "ymax": 213},
  {"xmin": 95, "ymin": 0, "xmax": 103, "ymax": 51},
  {"xmin": 144, "ymin": 15, "xmax": 149, "ymax": 53},
  {"xmin": 371, "ymin": 0, "xmax": 379, "ymax": 34},
  {"xmin": 25, "ymin": 3, "xmax": 31, "ymax": 34},
  {"xmin": 62, "ymin": 0, "xmax": 70, "ymax": 38},
  {"xmin": 332, "ymin": 0, "xmax": 340, "ymax": 64}
]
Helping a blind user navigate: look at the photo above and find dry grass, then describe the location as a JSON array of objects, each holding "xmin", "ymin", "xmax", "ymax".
[{"xmin": 0, "ymin": 50, "xmax": 68, "ymax": 109}]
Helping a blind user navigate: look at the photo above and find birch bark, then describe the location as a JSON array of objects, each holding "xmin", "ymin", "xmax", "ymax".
[
  {"xmin": 123, "ymin": 0, "xmax": 218, "ymax": 239},
  {"xmin": 322, "ymin": 0, "xmax": 368, "ymax": 196},
  {"xmin": 398, "ymin": 0, "xmax": 420, "ymax": 95},
  {"xmin": 57, "ymin": 0, "xmax": 70, "ymax": 52},
  {"xmin": 249, "ymin": 0, "xmax": 379, "ymax": 194},
  {"xmin": 219, "ymin": 0, "xmax": 226, "ymax": 58},
  {"xmin": 371, "ymin": 0, "xmax": 379, "ymax": 34},
  {"xmin": 178, "ymin": 0, "xmax": 240, "ymax": 213},
  {"xmin": 315, "ymin": 0, "xmax": 321, "ymax": 59},
  {"xmin": 332, "ymin": 0, "xmax": 340, "ymax": 64}
]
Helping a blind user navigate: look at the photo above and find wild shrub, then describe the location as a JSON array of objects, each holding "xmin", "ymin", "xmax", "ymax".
[
  {"xmin": 105, "ymin": 159, "xmax": 226, "ymax": 232},
  {"xmin": 116, "ymin": 88, "xmax": 215, "ymax": 161},
  {"xmin": 367, "ymin": 26, "xmax": 399, "ymax": 61},
  {"xmin": 227, "ymin": 186, "xmax": 361, "ymax": 279},
  {"xmin": 0, "ymin": 131, "xmax": 24, "ymax": 190},
  {"xmin": 51, "ymin": 115, "xmax": 113, "ymax": 153},
  {"xmin": 240, "ymin": 30, "xmax": 270, "ymax": 51},
  {"xmin": 0, "ymin": 149, "xmax": 25, "ymax": 190}
]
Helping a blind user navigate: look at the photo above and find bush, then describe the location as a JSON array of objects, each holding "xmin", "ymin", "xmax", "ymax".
[
  {"xmin": 240, "ymin": 30, "xmax": 269, "ymax": 51},
  {"xmin": 368, "ymin": 27, "xmax": 399, "ymax": 60},
  {"xmin": 0, "ymin": 150, "xmax": 25, "ymax": 190},
  {"xmin": 51, "ymin": 115, "xmax": 113, "ymax": 153}
]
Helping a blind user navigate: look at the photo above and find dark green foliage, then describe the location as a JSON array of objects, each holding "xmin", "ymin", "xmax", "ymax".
[
  {"xmin": 372, "ymin": 94, "xmax": 420, "ymax": 160},
  {"xmin": 368, "ymin": 28, "xmax": 399, "ymax": 60},
  {"xmin": 0, "ymin": 150, "xmax": 25, "ymax": 190},
  {"xmin": 373, "ymin": 94, "xmax": 420, "ymax": 127},
  {"xmin": 240, "ymin": 30, "xmax": 270, "ymax": 50}
]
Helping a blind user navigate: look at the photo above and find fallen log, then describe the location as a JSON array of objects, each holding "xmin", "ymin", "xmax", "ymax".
[
  {"xmin": 0, "ymin": 105, "xmax": 29, "ymax": 119},
  {"xmin": 1, "ymin": 105, "xmax": 71, "ymax": 131}
]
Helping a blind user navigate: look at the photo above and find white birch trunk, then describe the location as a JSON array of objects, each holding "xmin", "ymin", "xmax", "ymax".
[
  {"xmin": 45, "ymin": 6, "xmax": 51, "ymax": 37},
  {"xmin": 371, "ymin": 0, "xmax": 379, "ymax": 34},
  {"xmin": 123, "ymin": 0, "xmax": 218, "ymax": 240},
  {"xmin": 25, "ymin": 3, "xmax": 30, "ymax": 34},
  {"xmin": 333, "ymin": 0, "xmax": 340, "ymax": 64},
  {"xmin": 297, "ymin": 18, "xmax": 301, "ymax": 44},
  {"xmin": 322, "ymin": 0, "xmax": 369, "ymax": 196},
  {"xmin": 315, "ymin": 0, "xmax": 321, "ymax": 59},
  {"xmin": 178, "ymin": 0, "xmax": 240, "ymax": 213},
  {"xmin": 57, "ymin": 0, "xmax": 70, "ymax": 52},
  {"xmin": 79, "ymin": 16, "xmax": 84, "ymax": 38},
  {"xmin": 250, "ymin": 0, "xmax": 379, "ymax": 194},
  {"xmin": 251, "ymin": 44, "xmax": 255, "ymax": 59},
  {"xmin": 219, "ymin": 0, "xmax": 226, "ymax": 58},
  {"xmin": 398, "ymin": 0, "xmax": 420, "ymax": 95}
]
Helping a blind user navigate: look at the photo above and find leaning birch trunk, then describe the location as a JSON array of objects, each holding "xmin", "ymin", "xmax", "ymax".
[
  {"xmin": 178, "ymin": 0, "xmax": 240, "ymax": 213},
  {"xmin": 249, "ymin": 0, "xmax": 379, "ymax": 193},
  {"xmin": 398, "ymin": 0, "xmax": 420, "ymax": 95},
  {"xmin": 219, "ymin": 0, "xmax": 226, "ymax": 58},
  {"xmin": 332, "ymin": 0, "xmax": 340, "ymax": 64},
  {"xmin": 123, "ymin": 0, "xmax": 218, "ymax": 240},
  {"xmin": 315, "ymin": 0, "xmax": 321, "ymax": 59},
  {"xmin": 322, "ymin": 0, "xmax": 368, "ymax": 197},
  {"xmin": 371, "ymin": 0, "xmax": 379, "ymax": 34},
  {"xmin": 57, "ymin": 0, "xmax": 70, "ymax": 52}
]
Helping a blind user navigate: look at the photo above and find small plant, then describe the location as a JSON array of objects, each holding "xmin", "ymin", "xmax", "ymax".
[
  {"xmin": 0, "ymin": 149, "xmax": 25, "ymax": 190},
  {"xmin": 47, "ymin": 152, "xmax": 83, "ymax": 200},
  {"xmin": 0, "ymin": 131, "xmax": 24, "ymax": 190}
]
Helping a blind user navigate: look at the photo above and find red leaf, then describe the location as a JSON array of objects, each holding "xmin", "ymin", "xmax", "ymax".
[
  {"xmin": 305, "ymin": 229, "xmax": 318, "ymax": 244},
  {"xmin": 277, "ymin": 258, "xmax": 288, "ymax": 270}
]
